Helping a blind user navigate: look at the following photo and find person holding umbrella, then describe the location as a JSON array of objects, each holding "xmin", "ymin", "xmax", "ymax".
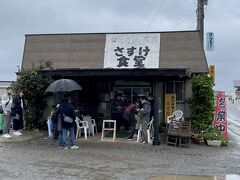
[
  {"xmin": 45, "ymin": 79, "xmax": 82, "ymax": 149},
  {"xmin": 57, "ymin": 95, "xmax": 79, "ymax": 149}
]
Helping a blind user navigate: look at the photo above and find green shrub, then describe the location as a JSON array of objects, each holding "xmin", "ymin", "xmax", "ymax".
[
  {"xmin": 13, "ymin": 61, "xmax": 53, "ymax": 129},
  {"xmin": 190, "ymin": 74, "xmax": 215, "ymax": 133}
]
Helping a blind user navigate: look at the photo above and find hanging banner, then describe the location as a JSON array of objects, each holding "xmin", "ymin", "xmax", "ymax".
[
  {"xmin": 206, "ymin": 32, "xmax": 214, "ymax": 51},
  {"xmin": 209, "ymin": 64, "xmax": 215, "ymax": 84},
  {"xmin": 104, "ymin": 33, "xmax": 160, "ymax": 69},
  {"xmin": 164, "ymin": 94, "xmax": 176, "ymax": 123},
  {"xmin": 214, "ymin": 92, "xmax": 228, "ymax": 138}
]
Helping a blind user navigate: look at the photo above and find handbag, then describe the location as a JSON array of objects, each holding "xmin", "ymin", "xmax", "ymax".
[
  {"xmin": 14, "ymin": 114, "xmax": 20, "ymax": 120},
  {"xmin": 63, "ymin": 115, "xmax": 73, "ymax": 123}
]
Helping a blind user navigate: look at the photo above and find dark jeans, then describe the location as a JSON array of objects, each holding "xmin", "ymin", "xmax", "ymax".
[
  {"xmin": 111, "ymin": 113, "xmax": 122, "ymax": 132},
  {"xmin": 127, "ymin": 128, "xmax": 138, "ymax": 139},
  {"xmin": 62, "ymin": 127, "xmax": 75, "ymax": 148},
  {"xmin": 12, "ymin": 116, "xmax": 23, "ymax": 131},
  {"xmin": 58, "ymin": 131, "xmax": 63, "ymax": 147}
]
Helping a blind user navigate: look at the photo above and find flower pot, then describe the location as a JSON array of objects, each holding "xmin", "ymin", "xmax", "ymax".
[
  {"xmin": 191, "ymin": 135, "xmax": 203, "ymax": 144},
  {"xmin": 207, "ymin": 140, "xmax": 221, "ymax": 147}
]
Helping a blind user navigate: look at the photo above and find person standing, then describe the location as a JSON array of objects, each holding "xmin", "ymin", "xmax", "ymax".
[
  {"xmin": 123, "ymin": 100, "xmax": 140, "ymax": 140},
  {"xmin": 51, "ymin": 104, "xmax": 64, "ymax": 147},
  {"xmin": 111, "ymin": 93, "xmax": 124, "ymax": 132},
  {"xmin": 138, "ymin": 96, "xmax": 151, "ymax": 144},
  {"xmin": 12, "ymin": 91, "xmax": 25, "ymax": 136},
  {"xmin": 1, "ymin": 87, "xmax": 13, "ymax": 138},
  {"xmin": 58, "ymin": 96, "xmax": 79, "ymax": 149},
  {"xmin": 144, "ymin": 91, "xmax": 154, "ymax": 121}
]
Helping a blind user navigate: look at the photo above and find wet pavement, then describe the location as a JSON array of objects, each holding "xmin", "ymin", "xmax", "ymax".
[
  {"xmin": 148, "ymin": 174, "xmax": 240, "ymax": 180},
  {"xmin": 0, "ymin": 131, "xmax": 240, "ymax": 180}
]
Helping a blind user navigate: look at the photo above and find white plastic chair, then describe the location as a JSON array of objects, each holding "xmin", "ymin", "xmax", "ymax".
[
  {"xmin": 137, "ymin": 118, "xmax": 154, "ymax": 143},
  {"xmin": 167, "ymin": 110, "xmax": 183, "ymax": 124},
  {"xmin": 75, "ymin": 117, "xmax": 89, "ymax": 139},
  {"xmin": 91, "ymin": 119, "xmax": 97, "ymax": 136},
  {"xmin": 147, "ymin": 118, "xmax": 154, "ymax": 143},
  {"xmin": 83, "ymin": 115, "xmax": 94, "ymax": 136}
]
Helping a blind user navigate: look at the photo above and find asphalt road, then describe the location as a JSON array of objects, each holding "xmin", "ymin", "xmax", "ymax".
[{"xmin": 226, "ymin": 101, "xmax": 240, "ymax": 146}]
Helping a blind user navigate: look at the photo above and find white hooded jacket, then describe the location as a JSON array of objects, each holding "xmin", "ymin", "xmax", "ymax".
[{"xmin": 1, "ymin": 93, "xmax": 13, "ymax": 112}]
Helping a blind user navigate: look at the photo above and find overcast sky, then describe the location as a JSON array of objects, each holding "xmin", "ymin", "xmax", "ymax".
[{"xmin": 0, "ymin": 0, "xmax": 239, "ymax": 91}]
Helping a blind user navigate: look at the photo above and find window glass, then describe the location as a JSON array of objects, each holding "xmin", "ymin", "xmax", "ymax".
[{"xmin": 166, "ymin": 81, "xmax": 184, "ymax": 102}]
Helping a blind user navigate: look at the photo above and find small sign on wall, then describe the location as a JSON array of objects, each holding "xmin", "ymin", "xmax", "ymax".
[
  {"xmin": 206, "ymin": 32, "xmax": 214, "ymax": 51},
  {"xmin": 209, "ymin": 64, "xmax": 215, "ymax": 84},
  {"xmin": 164, "ymin": 94, "xmax": 176, "ymax": 123}
]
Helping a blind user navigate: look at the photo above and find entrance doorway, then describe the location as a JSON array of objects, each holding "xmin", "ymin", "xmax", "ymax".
[{"xmin": 113, "ymin": 86, "xmax": 152, "ymax": 105}]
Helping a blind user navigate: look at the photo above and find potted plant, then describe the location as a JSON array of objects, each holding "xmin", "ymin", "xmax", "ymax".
[
  {"xmin": 200, "ymin": 126, "xmax": 223, "ymax": 146},
  {"xmin": 191, "ymin": 133, "xmax": 203, "ymax": 144}
]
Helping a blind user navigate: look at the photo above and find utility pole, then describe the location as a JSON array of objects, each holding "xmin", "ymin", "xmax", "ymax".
[{"xmin": 197, "ymin": 0, "xmax": 208, "ymax": 43}]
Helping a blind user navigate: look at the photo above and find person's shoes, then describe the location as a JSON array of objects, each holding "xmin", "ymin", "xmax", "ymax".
[
  {"xmin": 127, "ymin": 138, "xmax": 133, "ymax": 141},
  {"xmin": 141, "ymin": 141, "xmax": 147, "ymax": 144},
  {"xmin": 13, "ymin": 131, "xmax": 22, "ymax": 136},
  {"xmin": 2, "ymin": 134, "xmax": 12, "ymax": 138},
  {"xmin": 64, "ymin": 146, "xmax": 69, "ymax": 150},
  {"xmin": 70, "ymin": 145, "xmax": 79, "ymax": 149}
]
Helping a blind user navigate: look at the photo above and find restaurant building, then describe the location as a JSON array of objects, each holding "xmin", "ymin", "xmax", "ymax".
[{"xmin": 21, "ymin": 30, "xmax": 209, "ymax": 144}]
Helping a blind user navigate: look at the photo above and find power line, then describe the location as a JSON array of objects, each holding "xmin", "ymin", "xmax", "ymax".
[
  {"xmin": 145, "ymin": 0, "xmax": 166, "ymax": 32},
  {"xmin": 205, "ymin": 0, "xmax": 214, "ymax": 11},
  {"xmin": 171, "ymin": 11, "xmax": 196, "ymax": 30},
  {"xmin": 192, "ymin": 0, "xmax": 197, "ymax": 6}
]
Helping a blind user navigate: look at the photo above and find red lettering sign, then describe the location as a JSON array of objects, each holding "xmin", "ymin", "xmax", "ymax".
[{"xmin": 214, "ymin": 92, "xmax": 228, "ymax": 138}]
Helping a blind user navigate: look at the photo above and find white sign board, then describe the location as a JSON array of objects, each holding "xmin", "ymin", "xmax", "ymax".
[
  {"xmin": 104, "ymin": 33, "xmax": 160, "ymax": 68},
  {"xmin": 206, "ymin": 32, "xmax": 214, "ymax": 51}
]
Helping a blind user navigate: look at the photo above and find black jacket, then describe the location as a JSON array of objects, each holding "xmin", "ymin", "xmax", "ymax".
[
  {"xmin": 59, "ymin": 102, "xmax": 76, "ymax": 129},
  {"xmin": 11, "ymin": 95, "xmax": 24, "ymax": 117}
]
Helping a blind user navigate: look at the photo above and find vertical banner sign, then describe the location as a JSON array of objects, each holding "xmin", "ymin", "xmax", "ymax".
[
  {"xmin": 209, "ymin": 65, "xmax": 215, "ymax": 84},
  {"xmin": 104, "ymin": 33, "xmax": 160, "ymax": 69},
  {"xmin": 206, "ymin": 32, "xmax": 214, "ymax": 51},
  {"xmin": 214, "ymin": 92, "xmax": 228, "ymax": 138},
  {"xmin": 164, "ymin": 94, "xmax": 176, "ymax": 123}
]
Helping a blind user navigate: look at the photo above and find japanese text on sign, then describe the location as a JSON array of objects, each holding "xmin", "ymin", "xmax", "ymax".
[
  {"xmin": 164, "ymin": 94, "xmax": 176, "ymax": 123},
  {"xmin": 214, "ymin": 92, "xmax": 228, "ymax": 138},
  {"xmin": 104, "ymin": 33, "xmax": 160, "ymax": 68},
  {"xmin": 209, "ymin": 65, "xmax": 215, "ymax": 84},
  {"xmin": 114, "ymin": 46, "xmax": 150, "ymax": 68},
  {"xmin": 206, "ymin": 32, "xmax": 214, "ymax": 51}
]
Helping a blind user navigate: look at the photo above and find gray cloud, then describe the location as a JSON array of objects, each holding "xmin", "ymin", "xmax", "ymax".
[{"xmin": 0, "ymin": 0, "xmax": 239, "ymax": 91}]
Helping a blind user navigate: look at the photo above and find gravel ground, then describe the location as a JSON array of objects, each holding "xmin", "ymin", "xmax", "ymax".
[{"xmin": 0, "ymin": 131, "xmax": 239, "ymax": 180}]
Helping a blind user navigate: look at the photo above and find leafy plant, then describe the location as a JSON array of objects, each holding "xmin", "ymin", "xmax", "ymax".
[
  {"xmin": 190, "ymin": 74, "xmax": 215, "ymax": 133},
  {"xmin": 221, "ymin": 137, "xmax": 229, "ymax": 146},
  {"xmin": 200, "ymin": 126, "xmax": 223, "ymax": 141},
  {"xmin": 13, "ymin": 61, "xmax": 53, "ymax": 129}
]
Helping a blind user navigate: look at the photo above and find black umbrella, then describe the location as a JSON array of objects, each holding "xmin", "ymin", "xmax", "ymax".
[{"xmin": 45, "ymin": 79, "xmax": 82, "ymax": 93}]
